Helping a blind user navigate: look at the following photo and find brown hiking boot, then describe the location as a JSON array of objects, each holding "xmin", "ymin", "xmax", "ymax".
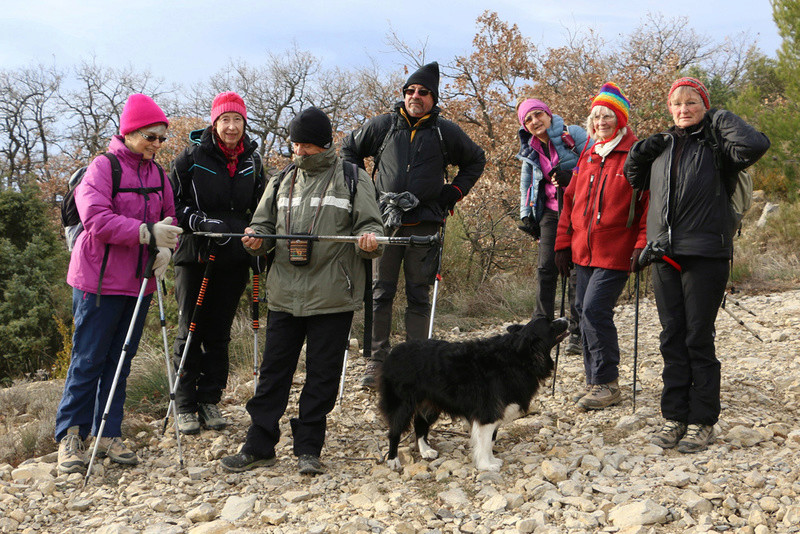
[
  {"xmin": 677, "ymin": 424, "xmax": 714, "ymax": 454},
  {"xmin": 650, "ymin": 420, "xmax": 688, "ymax": 449},
  {"xmin": 577, "ymin": 380, "xmax": 621, "ymax": 410},
  {"xmin": 97, "ymin": 436, "xmax": 139, "ymax": 465},
  {"xmin": 58, "ymin": 426, "xmax": 85, "ymax": 474},
  {"xmin": 571, "ymin": 383, "xmax": 591, "ymax": 403}
]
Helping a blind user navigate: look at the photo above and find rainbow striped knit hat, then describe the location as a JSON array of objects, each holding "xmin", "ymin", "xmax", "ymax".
[{"xmin": 591, "ymin": 82, "xmax": 630, "ymax": 128}]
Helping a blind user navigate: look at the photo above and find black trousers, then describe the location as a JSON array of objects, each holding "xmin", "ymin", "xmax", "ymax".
[
  {"xmin": 535, "ymin": 209, "xmax": 580, "ymax": 335},
  {"xmin": 173, "ymin": 262, "xmax": 249, "ymax": 412},
  {"xmin": 242, "ymin": 310, "xmax": 353, "ymax": 459},
  {"xmin": 652, "ymin": 256, "xmax": 729, "ymax": 426}
]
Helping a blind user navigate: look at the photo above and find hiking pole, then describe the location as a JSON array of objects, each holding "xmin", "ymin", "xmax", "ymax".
[
  {"xmin": 85, "ymin": 236, "xmax": 160, "ymax": 486},
  {"xmin": 162, "ymin": 246, "xmax": 217, "ymax": 434},
  {"xmin": 428, "ymin": 223, "xmax": 446, "ymax": 339},
  {"xmin": 633, "ymin": 270, "xmax": 640, "ymax": 413},
  {"xmin": 156, "ymin": 278, "xmax": 184, "ymax": 468},
  {"xmin": 721, "ymin": 294, "xmax": 763, "ymax": 341},
  {"xmin": 251, "ymin": 270, "xmax": 260, "ymax": 393},
  {"xmin": 724, "ymin": 292, "xmax": 757, "ymax": 316},
  {"xmin": 337, "ymin": 326, "xmax": 353, "ymax": 410},
  {"xmin": 551, "ymin": 274, "xmax": 567, "ymax": 396},
  {"xmin": 194, "ymin": 232, "xmax": 439, "ymax": 247}
]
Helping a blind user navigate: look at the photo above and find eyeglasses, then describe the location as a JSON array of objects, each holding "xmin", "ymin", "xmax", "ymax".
[
  {"xmin": 138, "ymin": 131, "xmax": 168, "ymax": 143},
  {"xmin": 404, "ymin": 87, "xmax": 431, "ymax": 97}
]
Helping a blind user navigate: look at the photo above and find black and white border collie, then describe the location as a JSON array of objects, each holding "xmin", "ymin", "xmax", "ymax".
[{"xmin": 378, "ymin": 317, "xmax": 568, "ymax": 471}]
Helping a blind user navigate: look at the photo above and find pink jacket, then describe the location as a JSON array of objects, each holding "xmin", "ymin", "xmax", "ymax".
[{"xmin": 67, "ymin": 135, "xmax": 176, "ymax": 297}]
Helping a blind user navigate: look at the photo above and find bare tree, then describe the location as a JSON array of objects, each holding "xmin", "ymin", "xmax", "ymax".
[
  {"xmin": 0, "ymin": 64, "xmax": 62, "ymax": 190},
  {"xmin": 58, "ymin": 56, "xmax": 171, "ymax": 161}
]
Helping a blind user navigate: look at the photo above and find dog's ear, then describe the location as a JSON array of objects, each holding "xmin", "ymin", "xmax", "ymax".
[{"xmin": 506, "ymin": 323, "xmax": 524, "ymax": 334}]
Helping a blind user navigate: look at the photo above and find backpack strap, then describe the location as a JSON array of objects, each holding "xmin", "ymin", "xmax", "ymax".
[
  {"xmin": 561, "ymin": 125, "xmax": 579, "ymax": 156},
  {"xmin": 372, "ymin": 115, "xmax": 397, "ymax": 179}
]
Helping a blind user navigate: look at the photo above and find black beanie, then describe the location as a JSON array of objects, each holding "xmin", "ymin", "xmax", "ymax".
[
  {"xmin": 402, "ymin": 62, "xmax": 439, "ymax": 104},
  {"xmin": 289, "ymin": 107, "xmax": 332, "ymax": 149}
]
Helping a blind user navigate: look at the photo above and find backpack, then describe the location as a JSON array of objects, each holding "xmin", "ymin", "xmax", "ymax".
[
  {"xmin": 60, "ymin": 153, "xmax": 166, "ymax": 251},
  {"xmin": 373, "ymin": 113, "xmax": 450, "ymax": 180},
  {"xmin": 706, "ymin": 125, "xmax": 753, "ymax": 230}
]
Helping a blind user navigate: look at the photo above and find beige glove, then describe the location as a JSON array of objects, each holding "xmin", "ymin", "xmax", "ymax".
[
  {"xmin": 139, "ymin": 216, "xmax": 183, "ymax": 249},
  {"xmin": 152, "ymin": 247, "xmax": 171, "ymax": 279}
]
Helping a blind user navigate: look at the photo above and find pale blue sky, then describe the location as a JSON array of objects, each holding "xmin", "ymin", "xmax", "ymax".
[{"xmin": 1, "ymin": 1, "xmax": 781, "ymax": 86}]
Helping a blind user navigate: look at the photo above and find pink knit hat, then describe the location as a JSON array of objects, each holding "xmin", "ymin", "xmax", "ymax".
[
  {"xmin": 119, "ymin": 94, "xmax": 169, "ymax": 136},
  {"xmin": 211, "ymin": 92, "xmax": 247, "ymax": 124},
  {"xmin": 517, "ymin": 99, "xmax": 552, "ymax": 129},
  {"xmin": 668, "ymin": 77, "xmax": 710, "ymax": 109}
]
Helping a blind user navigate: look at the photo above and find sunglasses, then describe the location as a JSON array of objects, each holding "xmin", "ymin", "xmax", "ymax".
[
  {"xmin": 404, "ymin": 87, "xmax": 431, "ymax": 97},
  {"xmin": 139, "ymin": 131, "xmax": 168, "ymax": 143}
]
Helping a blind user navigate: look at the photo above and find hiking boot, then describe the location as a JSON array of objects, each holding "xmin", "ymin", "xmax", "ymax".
[
  {"xmin": 677, "ymin": 424, "xmax": 714, "ymax": 454},
  {"xmin": 177, "ymin": 412, "xmax": 201, "ymax": 435},
  {"xmin": 96, "ymin": 436, "xmax": 139, "ymax": 465},
  {"xmin": 58, "ymin": 426, "xmax": 85, "ymax": 474},
  {"xmin": 577, "ymin": 381, "xmax": 621, "ymax": 410},
  {"xmin": 565, "ymin": 333, "xmax": 582, "ymax": 355},
  {"xmin": 571, "ymin": 383, "xmax": 591, "ymax": 403},
  {"xmin": 220, "ymin": 452, "xmax": 276, "ymax": 473},
  {"xmin": 298, "ymin": 454, "xmax": 324, "ymax": 475},
  {"xmin": 198, "ymin": 403, "xmax": 228, "ymax": 431},
  {"xmin": 650, "ymin": 420, "xmax": 687, "ymax": 449},
  {"xmin": 360, "ymin": 360, "xmax": 382, "ymax": 389}
]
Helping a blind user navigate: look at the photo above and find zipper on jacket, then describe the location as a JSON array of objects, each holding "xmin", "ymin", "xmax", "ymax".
[
  {"xmin": 583, "ymin": 173, "xmax": 595, "ymax": 217},
  {"xmin": 585, "ymin": 159, "xmax": 606, "ymax": 263},
  {"xmin": 595, "ymin": 171, "xmax": 609, "ymax": 224},
  {"xmin": 339, "ymin": 262, "xmax": 353, "ymax": 297}
]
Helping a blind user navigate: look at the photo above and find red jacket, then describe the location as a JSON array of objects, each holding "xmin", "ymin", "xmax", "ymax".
[{"xmin": 555, "ymin": 129, "xmax": 648, "ymax": 271}]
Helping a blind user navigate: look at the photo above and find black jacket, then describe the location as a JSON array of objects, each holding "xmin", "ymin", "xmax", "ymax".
[
  {"xmin": 342, "ymin": 102, "xmax": 485, "ymax": 225},
  {"xmin": 624, "ymin": 109, "xmax": 769, "ymax": 258},
  {"xmin": 170, "ymin": 127, "xmax": 266, "ymax": 266}
]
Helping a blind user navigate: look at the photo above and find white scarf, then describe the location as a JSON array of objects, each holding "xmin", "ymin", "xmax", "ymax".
[{"xmin": 593, "ymin": 127, "xmax": 626, "ymax": 160}]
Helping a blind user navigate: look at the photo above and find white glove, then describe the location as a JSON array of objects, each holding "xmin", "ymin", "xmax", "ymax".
[
  {"xmin": 139, "ymin": 216, "xmax": 183, "ymax": 249},
  {"xmin": 152, "ymin": 247, "xmax": 171, "ymax": 279}
]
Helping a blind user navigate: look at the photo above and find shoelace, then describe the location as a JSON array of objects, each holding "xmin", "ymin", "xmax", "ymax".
[
  {"xmin": 684, "ymin": 425, "xmax": 704, "ymax": 438},
  {"xmin": 62, "ymin": 434, "xmax": 84, "ymax": 454},
  {"xmin": 203, "ymin": 405, "xmax": 223, "ymax": 419}
]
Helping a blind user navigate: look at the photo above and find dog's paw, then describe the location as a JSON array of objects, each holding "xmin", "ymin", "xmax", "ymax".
[
  {"xmin": 417, "ymin": 438, "xmax": 439, "ymax": 460},
  {"xmin": 476, "ymin": 458, "xmax": 503, "ymax": 472},
  {"xmin": 386, "ymin": 457, "xmax": 402, "ymax": 471}
]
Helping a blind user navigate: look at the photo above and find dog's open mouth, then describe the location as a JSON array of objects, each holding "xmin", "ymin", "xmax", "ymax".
[{"xmin": 553, "ymin": 317, "xmax": 569, "ymax": 343}]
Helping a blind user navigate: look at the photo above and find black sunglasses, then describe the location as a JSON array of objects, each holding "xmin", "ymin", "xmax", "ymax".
[
  {"xmin": 404, "ymin": 88, "xmax": 431, "ymax": 97},
  {"xmin": 139, "ymin": 131, "xmax": 168, "ymax": 143}
]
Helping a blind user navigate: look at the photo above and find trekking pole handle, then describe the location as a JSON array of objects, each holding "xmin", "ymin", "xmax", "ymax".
[{"xmin": 143, "ymin": 223, "xmax": 158, "ymax": 279}]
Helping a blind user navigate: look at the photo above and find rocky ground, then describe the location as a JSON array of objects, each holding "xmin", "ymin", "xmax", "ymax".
[{"xmin": 2, "ymin": 288, "xmax": 800, "ymax": 534}]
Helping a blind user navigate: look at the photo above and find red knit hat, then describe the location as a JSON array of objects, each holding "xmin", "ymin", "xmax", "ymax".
[
  {"xmin": 668, "ymin": 77, "xmax": 710, "ymax": 109},
  {"xmin": 211, "ymin": 92, "xmax": 247, "ymax": 124},
  {"xmin": 119, "ymin": 94, "xmax": 169, "ymax": 136}
]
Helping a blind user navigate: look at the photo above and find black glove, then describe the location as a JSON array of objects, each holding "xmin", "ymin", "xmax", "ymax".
[
  {"xmin": 637, "ymin": 134, "xmax": 669, "ymax": 160},
  {"xmin": 554, "ymin": 248, "xmax": 572, "ymax": 277},
  {"xmin": 198, "ymin": 218, "xmax": 231, "ymax": 245},
  {"xmin": 438, "ymin": 184, "xmax": 462, "ymax": 214},
  {"xmin": 548, "ymin": 166, "xmax": 573, "ymax": 188},
  {"xmin": 630, "ymin": 247, "xmax": 645, "ymax": 273},
  {"xmin": 517, "ymin": 216, "xmax": 541, "ymax": 240}
]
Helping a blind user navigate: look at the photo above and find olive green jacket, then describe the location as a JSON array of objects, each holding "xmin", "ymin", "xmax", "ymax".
[{"xmin": 247, "ymin": 147, "xmax": 384, "ymax": 316}]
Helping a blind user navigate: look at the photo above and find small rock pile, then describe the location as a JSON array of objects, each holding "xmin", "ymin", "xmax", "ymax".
[{"xmin": 1, "ymin": 289, "xmax": 799, "ymax": 534}]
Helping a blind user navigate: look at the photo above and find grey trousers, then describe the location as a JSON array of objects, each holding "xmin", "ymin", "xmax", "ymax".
[{"xmin": 371, "ymin": 221, "xmax": 441, "ymax": 361}]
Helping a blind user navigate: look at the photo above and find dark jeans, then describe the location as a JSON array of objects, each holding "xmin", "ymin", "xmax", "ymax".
[
  {"xmin": 535, "ymin": 209, "xmax": 580, "ymax": 335},
  {"xmin": 173, "ymin": 262, "xmax": 249, "ymax": 412},
  {"xmin": 242, "ymin": 310, "xmax": 353, "ymax": 459},
  {"xmin": 653, "ymin": 256, "xmax": 728, "ymax": 426},
  {"xmin": 55, "ymin": 289, "xmax": 151, "ymax": 441},
  {"xmin": 575, "ymin": 265, "xmax": 628, "ymax": 385},
  {"xmin": 371, "ymin": 221, "xmax": 440, "ymax": 361}
]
